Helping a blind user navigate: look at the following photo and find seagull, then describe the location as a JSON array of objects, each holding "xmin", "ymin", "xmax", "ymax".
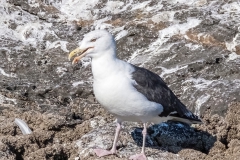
[{"xmin": 68, "ymin": 30, "xmax": 202, "ymax": 160}]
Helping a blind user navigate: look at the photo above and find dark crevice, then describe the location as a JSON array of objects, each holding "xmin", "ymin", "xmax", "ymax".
[{"xmin": 7, "ymin": 145, "xmax": 25, "ymax": 160}]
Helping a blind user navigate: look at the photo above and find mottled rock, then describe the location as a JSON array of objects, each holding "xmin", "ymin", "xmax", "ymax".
[{"xmin": 1, "ymin": 0, "xmax": 240, "ymax": 159}]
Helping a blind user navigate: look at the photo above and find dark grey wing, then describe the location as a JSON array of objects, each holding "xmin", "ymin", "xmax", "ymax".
[{"xmin": 131, "ymin": 64, "xmax": 201, "ymax": 122}]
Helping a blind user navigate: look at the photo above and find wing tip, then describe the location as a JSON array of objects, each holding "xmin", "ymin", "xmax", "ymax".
[
  {"xmin": 168, "ymin": 116, "xmax": 203, "ymax": 125},
  {"xmin": 168, "ymin": 111, "xmax": 203, "ymax": 124}
]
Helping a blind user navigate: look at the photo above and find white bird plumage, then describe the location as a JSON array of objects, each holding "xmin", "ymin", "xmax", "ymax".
[
  {"xmin": 68, "ymin": 30, "xmax": 202, "ymax": 160},
  {"xmin": 92, "ymin": 54, "xmax": 164, "ymax": 123}
]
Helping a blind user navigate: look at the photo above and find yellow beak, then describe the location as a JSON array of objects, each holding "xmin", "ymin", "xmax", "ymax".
[{"xmin": 68, "ymin": 47, "xmax": 88, "ymax": 65}]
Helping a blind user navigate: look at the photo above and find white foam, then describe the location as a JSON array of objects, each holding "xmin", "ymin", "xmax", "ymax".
[
  {"xmin": 54, "ymin": 0, "xmax": 99, "ymax": 21},
  {"xmin": 28, "ymin": 0, "xmax": 40, "ymax": 8},
  {"xmin": 115, "ymin": 30, "xmax": 128, "ymax": 41},
  {"xmin": 184, "ymin": 78, "xmax": 215, "ymax": 90},
  {"xmin": 159, "ymin": 18, "xmax": 201, "ymax": 40},
  {"xmin": 221, "ymin": 2, "xmax": 240, "ymax": 13},
  {"xmin": 103, "ymin": 1, "xmax": 125, "ymax": 14},
  {"xmin": 185, "ymin": 43, "xmax": 201, "ymax": 50},
  {"xmin": 131, "ymin": 1, "xmax": 151, "ymax": 11},
  {"xmin": 226, "ymin": 32, "xmax": 239, "ymax": 49},
  {"xmin": 0, "ymin": 68, "xmax": 17, "ymax": 78},
  {"xmin": 160, "ymin": 65, "xmax": 188, "ymax": 77},
  {"xmin": 56, "ymin": 67, "xmax": 67, "ymax": 77},
  {"xmin": 194, "ymin": 0, "xmax": 207, "ymax": 7},
  {"xmin": 162, "ymin": 54, "xmax": 177, "ymax": 63},
  {"xmin": 72, "ymin": 81, "xmax": 84, "ymax": 87},
  {"xmin": 90, "ymin": 119, "xmax": 98, "ymax": 128},
  {"xmin": 227, "ymin": 52, "xmax": 240, "ymax": 61},
  {"xmin": 0, "ymin": 2, "xmax": 54, "ymax": 47},
  {"xmin": 195, "ymin": 94, "xmax": 211, "ymax": 115},
  {"xmin": 166, "ymin": 0, "xmax": 196, "ymax": 5},
  {"xmin": 94, "ymin": 17, "xmax": 112, "ymax": 30},
  {"xmin": 127, "ymin": 49, "xmax": 144, "ymax": 64},
  {"xmin": 14, "ymin": 22, "xmax": 53, "ymax": 46},
  {"xmin": 0, "ymin": 94, "xmax": 17, "ymax": 105},
  {"xmin": 151, "ymin": 11, "xmax": 175, "ymax": 23},
  {"xmin": 46, "ymin": 40, "xmax": 69, "ymax": 52},
  {"xmin": 132, "ymin": 18, "xmax": 202, "ymax": 63}
]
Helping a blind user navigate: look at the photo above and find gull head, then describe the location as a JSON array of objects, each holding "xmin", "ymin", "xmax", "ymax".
[{"xmin": 68, "ymin": 30, "xmax": 116, "ymax": 64}]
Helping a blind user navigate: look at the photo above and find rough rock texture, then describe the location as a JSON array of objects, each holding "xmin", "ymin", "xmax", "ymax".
[
  {"xmin": 75, "ymin": 102, "xmax": 240, "ymax": 160},
  {"xmin": 0, "ymin": 0, "xmax": 240, "ymax": 159}
]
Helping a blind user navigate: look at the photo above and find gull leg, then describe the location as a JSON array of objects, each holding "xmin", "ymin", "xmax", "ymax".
[
  {"xmin": 94, "ymin": 122, "xmax": 122, "ymax": 157},
  {"xmin": 129, "ymin": 123, "xmax": 147, "ymax": 160}
]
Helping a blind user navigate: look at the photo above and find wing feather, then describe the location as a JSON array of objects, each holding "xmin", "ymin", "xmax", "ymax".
[{"xmin": 131, "ymin": 64, "xmax": 201, "ymax": 122}]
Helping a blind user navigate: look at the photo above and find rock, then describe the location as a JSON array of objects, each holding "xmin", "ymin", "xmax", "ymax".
[
  {"xmin": 75, "ymin": 120, "xmax": 182, "ymax": 160},
  {"xmin": 75, "ymin": 103, "xmax": 240, "ymax": 160},
  {"xmin": 1, "ymin": 0, "xmax": 240, "ymax": 159}
]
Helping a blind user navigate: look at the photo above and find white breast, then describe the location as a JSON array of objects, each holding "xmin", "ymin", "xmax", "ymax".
[{"xmin": 92, "ymin": 57, "xmax": 163, "ymax": 122}]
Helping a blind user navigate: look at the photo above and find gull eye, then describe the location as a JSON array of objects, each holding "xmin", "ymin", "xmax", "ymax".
[{"xmin": 90, "ymin": 38, "xmax": 97, "ymax": 42}]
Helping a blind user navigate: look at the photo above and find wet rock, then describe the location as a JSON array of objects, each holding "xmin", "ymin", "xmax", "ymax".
[
  {"xmin": 1, "ymin": 0, "xmax": 240, "ymax": 159},
  {"xmin": 74, "ymin": 102, "xmax": 240, "ymax": 160},
  {"xmin": 75, "ymin": 119, "xmax": 182, "ymax": 160}
]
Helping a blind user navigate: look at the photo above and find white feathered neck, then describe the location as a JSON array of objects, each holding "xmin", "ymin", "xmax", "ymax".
[{"xmin": 91, "ymin": 48, "xmax": 133, "ymax": 81}]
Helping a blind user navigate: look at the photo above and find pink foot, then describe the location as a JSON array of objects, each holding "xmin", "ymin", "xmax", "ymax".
[
  {"xmin": 129, "ymin": 153, "xmax": 147, "ymax": 160},
  {"xmin": 94, "ymin": 148, "xmax": 115, "ymax": 157}
]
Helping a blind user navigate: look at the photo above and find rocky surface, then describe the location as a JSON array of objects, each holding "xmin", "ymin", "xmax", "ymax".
[{"xmin": 0, "ymin": 0, "xmax": 240, "ymax": 159}]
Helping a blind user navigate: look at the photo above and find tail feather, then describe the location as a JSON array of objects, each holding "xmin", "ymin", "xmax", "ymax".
[
  {"xmin": 168, "ymin": 116, "xmax": 203, "ymax": 125},
  {"xmin": 152, "ymin": 115, "xmax": 202, "ymax": 125}
]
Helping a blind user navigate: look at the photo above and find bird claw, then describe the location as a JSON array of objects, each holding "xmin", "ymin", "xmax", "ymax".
[
  {"xmin": 129, "ymin": 153, "xmax": 147, "ymax": 160},
  {"xmin": 94, "ymin": 148, "xmax": 115, "ymax": 157}
]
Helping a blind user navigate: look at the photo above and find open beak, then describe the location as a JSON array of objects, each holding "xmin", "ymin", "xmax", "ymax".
[{"xmin": 68, "ymin": 47, "xmax": 91, "ymax": 64}]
